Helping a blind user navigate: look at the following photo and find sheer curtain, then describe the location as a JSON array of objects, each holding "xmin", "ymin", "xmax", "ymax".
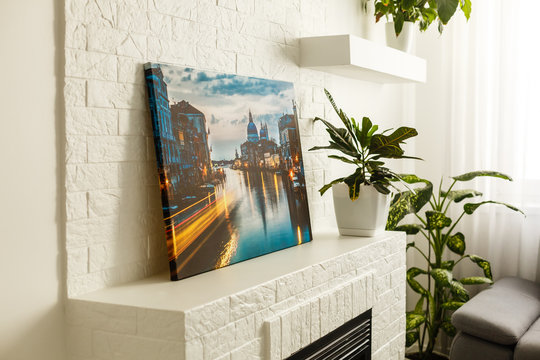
[{"xmin": 441, "ymin": 0, "xmax": 540, "ymax": 282}]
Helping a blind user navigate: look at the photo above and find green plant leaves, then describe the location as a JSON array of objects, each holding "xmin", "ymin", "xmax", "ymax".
[
  {"xmin": 394, "ymin": 11, "xmax": 405, "ymax": 36},
  {"xmin": 386, "ymin": 176, "xmax": 432, "ymax": 230},
  {"xmin": 437, "ymin": 0, "xmax": 459, "ymax": 24},
  {"xmin": 441, "ymin": 260, "xmax": 455, "ymax": 270},
  {"xmin": 460, "ymin": 0, "xmax": 472, "ymax": 20},
  {"xmin": 467, "ymin": 255, "xmax": 493, "ymax": 279},
  {"xmin": 452, "ymin": 171, "xmax": 513, "ymax": 182},
  {"xmin": 425, "ymin": 211, "xmax": 452, "ymax": 230},
  {"xmin": 464, "ymin": 201, "xmax": 525, "ymax": 215},
  {"xmin": 441, "ymin": 301, "xmax": 465, "ymax": 310},
  {"xmin": 460, "ymin": 276, "xmax": 493, "ymax": 285},
  {"xmin": 396, "ymin": 224, "xmax": 423, "ymax": 235},
  {"xmin": 430, "ymin": 268, "xmax": 452, "ymax": 286},
  {"xmin": 450, "ymin": 280, "xmax": 470, "ymax": 301},
  {"xmin": 441, "ymin": 320, "xmax": 457, "ymax": 337},
  {"xmin": 407, "ymin": 267, "xmax": 428, "ymax": 295},
  {"xmin": 406, "ymin": 331, "xmax": 419, "ymax": 347},
  {"xmin": 406, "ymin": 313, "xmax": 426, "ymax": 331},
  {"xmin": 358, "ymin": 116, "xmax": 373, "ymax": 148},
  {"xmin": 318, "ymin": 177, "xmax": 345, "ymax": 196},
  {"xmin": 310, "ymin": 90, "xmax": 420, "ymax": 200},
  {"xmin": 441, "ymin": 189, "xmax": 482, "ymax": 203},
  {"xmin": 326, "ymin": 155, "xmax": 357, "ymax": 165},
  {"xmin": 447, "ymin": 232, "xmax": 465, "ymax": 255},
  {"xmin": 370, "ymin": 127, "xmax": 419, "ymax": 158},
  {"xmin": 414, "ymin": 296, "xmax": 425, "ymax": 314}
]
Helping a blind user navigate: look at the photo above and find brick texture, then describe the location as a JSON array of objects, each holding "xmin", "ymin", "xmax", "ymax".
[
  {"xmin": 64, "ymin": 0, "xmax": 334, "ymax": 297},
  {"xmin": 66, "ymin": 233, "xmax": 406, "ymax": 360}
]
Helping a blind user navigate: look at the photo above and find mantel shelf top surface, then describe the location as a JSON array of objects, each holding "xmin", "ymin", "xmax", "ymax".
[
  {"xmin": 300, "ymin": 34, "xmax": 426, "ymax": 83},
  {"xmin": 73, "ymin": 230, "xmax": 404, "ymax": 312}
]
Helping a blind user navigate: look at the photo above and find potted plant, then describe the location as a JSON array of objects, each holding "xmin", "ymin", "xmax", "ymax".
[
  {"xmin": 374, "ymin": 0, "xmax": 472, "ymax": 52},
  {"xmin": 309, "ymin": 89, "xmax": 420, "ymax": 236},
  {"xmin": 386, "ymin": 171, "xmax": 524, "ymax": 360}
]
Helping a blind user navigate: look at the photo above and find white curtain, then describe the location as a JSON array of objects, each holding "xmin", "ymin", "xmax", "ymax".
[{"xmin": 440, "ymin": 0, "xmax": 540, "ymax": 282}]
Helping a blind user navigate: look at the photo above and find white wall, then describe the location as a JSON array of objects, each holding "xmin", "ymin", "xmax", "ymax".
[
  {"xmin": 63, "ymin": 0, "xmax": 412, "ymax": 297},
  {"xmin": 0, "ymin": 0, "xmax": 66, "ymax": 359},
  {"xmin": 0, "ymin": 0, "xmax": 411, "ymax": 358}
]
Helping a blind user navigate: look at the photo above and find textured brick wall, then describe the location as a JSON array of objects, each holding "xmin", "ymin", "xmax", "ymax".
[
  {"xmin": 64, "ymin": 0, "xmax": 337, "ymax": 297},
  {"xmin": 66, "ymin": 232, "xmax": 406, "ymax": 360}
]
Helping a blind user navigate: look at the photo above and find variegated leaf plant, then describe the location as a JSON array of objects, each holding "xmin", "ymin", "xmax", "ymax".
[{"xmin": 386, "ymin": 171, "xmax": 524, "ymax": 359}]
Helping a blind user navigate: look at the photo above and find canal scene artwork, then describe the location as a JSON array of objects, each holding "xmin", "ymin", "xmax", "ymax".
[{"xmin": 144, "ymin": 63, "xmax": 312, "ymax": 281}]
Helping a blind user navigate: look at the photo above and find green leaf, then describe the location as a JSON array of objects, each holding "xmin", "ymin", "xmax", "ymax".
[
  {"xmin": 450, "ymin": 280, "xmax": 470, "ymax": 301},
  {"xmin": 422, "ymin": 7, "xmax": 438, "ymax": 22},
  {"xmin": 370, "ymin": 127, "xmax": 419, "ymax": 158},
  {"xmin": 403, "ymin": 0, "xmax": 414, "ymax": 11},
  {"xmin": 311, "ymin": 117, "xmax": 356, "ymax": 154},
  {"xmin": 327, "ymin": 155, "xmax": 358, "ymax": 165},
  {"xmin": 406, "ymin": 313, "xmax": 426, "ymax": 331},
  {"xmin": 396, "ymin": 224, "xmax": 423, "ymax": 235},
  {"xmin": 318, "ymin": 177, "xmax": 345, "ymax": 196},
  {"xmin": 467, "ymin": 255, "xmax": 493, "ymax": 280},
  {"xmin": 441, "ymin": 301, "xmax": 465, "ymax": 310},
  {"xmin": 406, "ymin": 241, "xmax": 415, "ymax": 250},
  {"xmin": 344, "ymin": 169, "xmax": 365, "ymax": 201},
  {"xmin": 460, "ymin": 276, "xmax": 493, "ymax": 285},
  {"xmin": 407, "ymin": 267, "xmax": 428, "ymax": 295},
  {"xmin": 386, "ymin": 177, "xmax": 433, "ymax": 230},
  {"xmin": 430, "ymin": 268, "xmax": 452, "ymax": 286},
  {"xmin": 452, "ymin": 171, "xmax": 513, "ymax": 182},
  {"xmin": 359, "ymin": 116, "xmax": 373, "ymax": 148},
  {"xmin": 437, "ymin": 0, "xmax": 459, "ymax": 24},
  {"xmin": 441, "ymin": 260, "xmax": 455, "ymax": 270},
  {"xmin": 373, "ymin": 183, "xmax": 391, "ymax": 195},
  {"xmin": 406, "ymin": 331, "xmax": 419, "ymax": 347},
  {"xmin": 441, "ymin": 189, "xmax": 482, "ymax": 203},
  {"xmin": 425, "ymin": 211, "xmax": 452, "ymax": 230},
  {"xmin": 394, "ymin": 11, "xmax": 405, "ymax": 36},
  {"xmin": 414, "ymin": 296, "xmax": 425, "ymax": 314},
  {"xmin": 447, "ymin": 232, "xmax": 465, "ymax": 255},
  {"xmin": 464, "ymin": 201, "xmax": 525, "ymax": 215},
  {"xmin": 460, "ymin": 0, "xmax": 472, "ymax": 20},
  {"xmin": 441, "ymin": 320, "xmax": 457, "ymax": 337}
]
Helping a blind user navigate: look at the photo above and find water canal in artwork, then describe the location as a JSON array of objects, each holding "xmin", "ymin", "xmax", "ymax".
[{"xmin": 166, "ymin": 167, "xmax": 312, "ymax": 280}]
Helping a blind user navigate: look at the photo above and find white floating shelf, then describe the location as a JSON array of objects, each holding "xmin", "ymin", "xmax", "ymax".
[{"xmin": 300, "ymin": 34, "xmax": 426, "ymax": 83}]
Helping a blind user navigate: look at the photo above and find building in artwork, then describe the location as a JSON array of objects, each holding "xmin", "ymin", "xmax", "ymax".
[
  {"xmin": 240, "ymin": 110, "xmax": 279, "ymax": 169},
  {"xmin": 144, "ymin": 64, "xmax": 178, "ymax": 194},
  {"xmin": 144, "ymin": 64, "xmax": 213, "ymax": 198},
  {"xmin": 278, "ymin": 101, "xmax": 302, "ymax": 172},
  {"xmin": 169, "ymin": 100, "xmax": 212, "ymax": 193}
]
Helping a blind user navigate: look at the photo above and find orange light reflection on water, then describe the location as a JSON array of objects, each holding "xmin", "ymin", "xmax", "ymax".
[{"xmin": 273, "ymin": 173, "xmax": 279, "ymax": 203}]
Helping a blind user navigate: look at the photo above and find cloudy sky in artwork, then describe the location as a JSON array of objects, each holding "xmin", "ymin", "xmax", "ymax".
[{"xmin": 160, "ymin": 64, "xmax": 296, "ymax": 160}]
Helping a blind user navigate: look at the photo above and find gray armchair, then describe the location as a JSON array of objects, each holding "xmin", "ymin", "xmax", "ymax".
[{"xmin": 450, "ymin": 277, "xmax": 540, "ymax": 360}]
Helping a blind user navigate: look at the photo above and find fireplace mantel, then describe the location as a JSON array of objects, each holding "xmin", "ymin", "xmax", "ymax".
[{"xmin": 66, "ymin": 230, "xmax": 406, "ymax": 360}]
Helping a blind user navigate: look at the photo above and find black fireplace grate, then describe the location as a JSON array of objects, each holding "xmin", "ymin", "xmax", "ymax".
[{"xmin": 286, "ymin": 308, "xmax": 372, "ymax": 360}]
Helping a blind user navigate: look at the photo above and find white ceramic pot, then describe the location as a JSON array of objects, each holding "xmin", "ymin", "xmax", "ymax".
[
  {"xmin": 385, "ymin": 21, "xmax": 414, "ymax": 53},
  {"xmin": 332, "ymin": 183, "xmax": 390, "ymax": 237}
]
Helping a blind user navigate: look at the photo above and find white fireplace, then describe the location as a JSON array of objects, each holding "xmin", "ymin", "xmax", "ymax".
[{"xmin": 66, "ymin": 230, "xmax": 405, "ymax": 360}]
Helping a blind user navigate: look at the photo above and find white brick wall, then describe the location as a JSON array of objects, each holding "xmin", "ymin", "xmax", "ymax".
[
  {"xmin": 64, "ymin": 0, "xmax": 338, "ymax": 298},
  {"xmin": 66, "ymin": 232, "xmax": 406, "ymax": 360}
]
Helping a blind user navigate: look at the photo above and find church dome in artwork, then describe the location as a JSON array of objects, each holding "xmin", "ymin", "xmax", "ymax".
[{"xmin": 247, "ymin": 110, "xmax": 259, "ymax": 143}]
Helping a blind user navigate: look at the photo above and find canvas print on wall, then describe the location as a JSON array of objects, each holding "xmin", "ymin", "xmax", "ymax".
[{"xmin": 144, "ymin": 63, "xmax": 312, "ymax": 281}]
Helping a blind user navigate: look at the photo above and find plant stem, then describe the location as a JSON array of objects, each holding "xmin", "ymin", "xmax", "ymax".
[
  {"xmin": 411, "ymin": 245, "xmax": 430, "ymax": 263},
  {"xmin": 442, "ymin": 179, "xmax": 458, "ymax": 215},
  {"xmin": 442, "ymin": 211, "xmax": 466, "ymax": 246}
]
